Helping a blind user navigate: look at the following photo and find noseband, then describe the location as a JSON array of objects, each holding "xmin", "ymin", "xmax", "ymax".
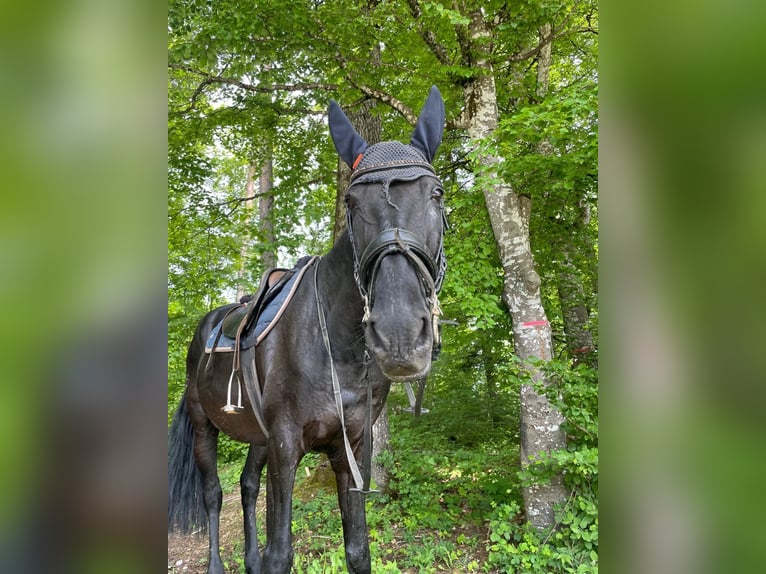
[{"xmin": 356, "ymin": 227, "xmax": 443, "ymax": 307}]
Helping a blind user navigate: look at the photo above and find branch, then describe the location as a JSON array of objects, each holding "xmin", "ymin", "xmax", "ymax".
[
  {"xmin": 169, "ymin": 63, "xmax": 338, "ymax": 94},
  {"xmin": 308, "ymin": 16, "xmax": 419, "ymax": 125},
  {"xmin": 217, "ymin": 192, "xmax": 271, "ymax": 206},
  {"xmin": 508, "ymin": 0, "xmax": 588, "ymax": 62},
  {"xmin": 182, "ymin": 77, "xmax": 215, "ymax": 115},
  {"xmin": 508, "ymin": 31, "xmax": 556, "ymax": 62},
  {"xmin": 406, "ymin": 0, "xmax": 453, "ymax": 66},
  {"xmin": 348, "ymin": 81, "xmax": 418, "ymax": 126}
]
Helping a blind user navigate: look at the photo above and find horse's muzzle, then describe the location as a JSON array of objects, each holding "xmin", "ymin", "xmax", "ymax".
[{"xmin": 366, "ymin": 314, "xmax": 433, "ymax": 381}]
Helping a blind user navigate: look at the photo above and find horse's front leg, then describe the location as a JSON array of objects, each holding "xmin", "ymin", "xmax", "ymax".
[
  {"xmin": 261, "ymin": 432, "xmax": 299, "ymax": 574},
  {"xmin": 330, "ymin": 449, "xmax": 371, "ymax": 574},
  {"xmin": 240, "ymin": 444, "xmax": 267, "ymax": 574}
]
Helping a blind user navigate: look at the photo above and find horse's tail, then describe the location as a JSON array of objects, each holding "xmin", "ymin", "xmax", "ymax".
[{"xmin": 168, "ymin": 389, "xmax": 206, "ymax": 534}]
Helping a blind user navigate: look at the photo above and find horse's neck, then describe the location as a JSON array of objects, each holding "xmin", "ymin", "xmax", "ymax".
[{"xmin": 318, "ymin": 231, "xmax": 365, "ymax": 348}]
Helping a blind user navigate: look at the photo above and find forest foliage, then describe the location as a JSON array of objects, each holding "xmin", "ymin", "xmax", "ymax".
[{"xmin": 168, "ymin": 0, "xmax": 597, "ymax": 571}]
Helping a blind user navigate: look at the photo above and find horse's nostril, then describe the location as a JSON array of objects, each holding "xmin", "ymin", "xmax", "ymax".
[{"xmin": 366, "ymin": 320, "xmax": 385, "ymax": 348}]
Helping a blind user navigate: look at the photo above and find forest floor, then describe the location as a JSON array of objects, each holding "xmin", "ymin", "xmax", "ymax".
[
  {"xmin": 167, "ymin": 463, "xmax": 492, "ymax": 573},
  {"xmin": 168, "ymin": 491, "xmax": 254, "ymax": 573}
]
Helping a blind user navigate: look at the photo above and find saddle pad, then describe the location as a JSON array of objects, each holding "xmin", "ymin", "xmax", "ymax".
[{"xmin": 205, "ymin": 256, "xmax": 318, "ymax": 353}]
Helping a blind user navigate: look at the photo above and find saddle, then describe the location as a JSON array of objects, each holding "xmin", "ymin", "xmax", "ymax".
[{"xmin": 205, "ymin": 255, "xmax": 318, "ymax": 353}]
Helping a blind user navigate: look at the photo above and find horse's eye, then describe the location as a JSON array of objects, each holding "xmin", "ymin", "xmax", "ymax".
[
  {"xmin": 344, "ymin": 194, "xmax": 358, "ymax": 210},
  {"xmin": 431, "ymin": 187, "xmax": 444, "ymax": 201}
]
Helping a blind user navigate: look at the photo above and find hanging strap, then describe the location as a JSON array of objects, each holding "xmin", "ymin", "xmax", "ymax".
[
  {"xmin": 313, "ymin": 262, "xmax": 377, "ymax": 494},
  {"xmin": 240, "ymin": 355, "xmax": 270, "ymax": 439},
  {"xmin": 359, "ymin": 356, "xmax": 373, "ymax": 493},
  {"xmin": 231, "ymin": 298, "xmax": 270, "ymax": 438}
]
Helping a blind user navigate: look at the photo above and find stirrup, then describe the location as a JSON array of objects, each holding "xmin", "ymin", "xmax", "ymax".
[{"xmin": 221, "ymin": 370, "xmax": 244, "ymax": 414}]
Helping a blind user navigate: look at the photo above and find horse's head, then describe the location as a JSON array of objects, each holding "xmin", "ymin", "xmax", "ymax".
[{"xmin": 329, "ymin": 87, "xmax": 447, "ymax": 381}]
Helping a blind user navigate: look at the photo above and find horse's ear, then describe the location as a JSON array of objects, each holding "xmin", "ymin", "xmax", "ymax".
[
  {"xmin": 410, "ymin": 86, "xmax": 445, "ymax": 163},
  {"xmin": 329, "ymin": 100, "xmax": 368, "ymax": 169}
]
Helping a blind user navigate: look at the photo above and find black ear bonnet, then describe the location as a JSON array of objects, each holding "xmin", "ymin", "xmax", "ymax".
[{"xmin": 329, "ymin": 86, "xmax": 445, "ymax": 188}]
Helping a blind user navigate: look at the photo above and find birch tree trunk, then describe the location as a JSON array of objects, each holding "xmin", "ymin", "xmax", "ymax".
[{"xmin": 463, "ymin": 13, "xmax": 568, "ymax": 531}]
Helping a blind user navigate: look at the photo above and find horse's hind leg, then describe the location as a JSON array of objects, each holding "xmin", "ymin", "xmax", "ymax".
[
  {"xmin": 241, "ymin": 444, "xmax": 267, "ymax": 574},
  {"xmin": 188, "ymin": 403, "xmax": 225, "ymax": 574}
]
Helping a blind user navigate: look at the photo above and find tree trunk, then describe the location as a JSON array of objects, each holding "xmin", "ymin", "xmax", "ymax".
[
  {"xmin": 536, "ymin": 24, "xmax": 552, "ymax": 100},
  {"xmin": 557, "ymin": 203, "xmax": 597, "ymax": 367},
  {"xmin": 258, "ymin": 152, "xmax": 276, "ymax": 269},
  {"xmin": 236, "ymin": 146, "xmax": 275, "ymax": 302},
  {"xmin": 463, "ymin": 12, "xmax": 568, "ymax": 531},
  {"xmin": 371, "ymin": 406, "xmax": 390, "ymax": 491},
  {"xmin": 236, "ymin": 161, "xmax": 258, "ymax": 302},
  {"xmin": 482, "ymin": 339, "xmax": 502, "ymax": 425},
  {"xmin": 537, "ymin": 23, "xmax": 596, "ymax": 368}
]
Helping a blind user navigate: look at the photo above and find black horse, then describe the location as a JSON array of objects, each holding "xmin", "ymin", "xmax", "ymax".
[{"xmin": 168, "ymin": 87, "xmax": 446, "ymax": 574}]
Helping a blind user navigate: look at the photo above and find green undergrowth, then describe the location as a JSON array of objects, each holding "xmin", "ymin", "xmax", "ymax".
[{"xmin": 215, "ymin": 362, "xmax": 598, "ymax": 573}]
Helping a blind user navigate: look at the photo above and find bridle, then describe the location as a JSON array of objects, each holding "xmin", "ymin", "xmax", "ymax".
[
  {"xmin": 315, "ymin": 161, "xmax": 448, "ymax": 494},
  {"xmin": 345, "ymin": 166, "xmax": 448, "ymax": 343}
]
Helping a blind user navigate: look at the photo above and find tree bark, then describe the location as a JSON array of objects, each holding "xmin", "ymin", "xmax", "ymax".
[
  {"xmin": 370, "ymin": 406, "xmax": 390, "ymax": 491},
  {"xmin": 462, "ymin": 12, "xmax": 568, "ymax": 531},
  {"xmin": 237, "ymin": 145, "xmax": 275, "ymax": 301},
  {"xmin": 557, "ymin": 200, "xmax": 597, "ymax": 367},
  {"xmin": 236, "ymin": 161, "xmax": 258, "ymax": 302},
  {"xmin": 536, "ymin": 24, "xmax": 553, "ymax": 100},
  {"xmin": 258, "ymin": 154, "xmax": 276, "ymax": 269},
  {"xmin": 537, "ymin": 22, "xmax": 596, "ymax": 367}
]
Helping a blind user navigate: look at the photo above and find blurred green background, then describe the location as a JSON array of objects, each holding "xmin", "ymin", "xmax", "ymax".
[
  {"xmin": 601, "ymin": 1, "xmax": 766, "ymax": 573},
  {"xmin": 0, "ymin": 0, "xmax": 166, "ymax": 572}
]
